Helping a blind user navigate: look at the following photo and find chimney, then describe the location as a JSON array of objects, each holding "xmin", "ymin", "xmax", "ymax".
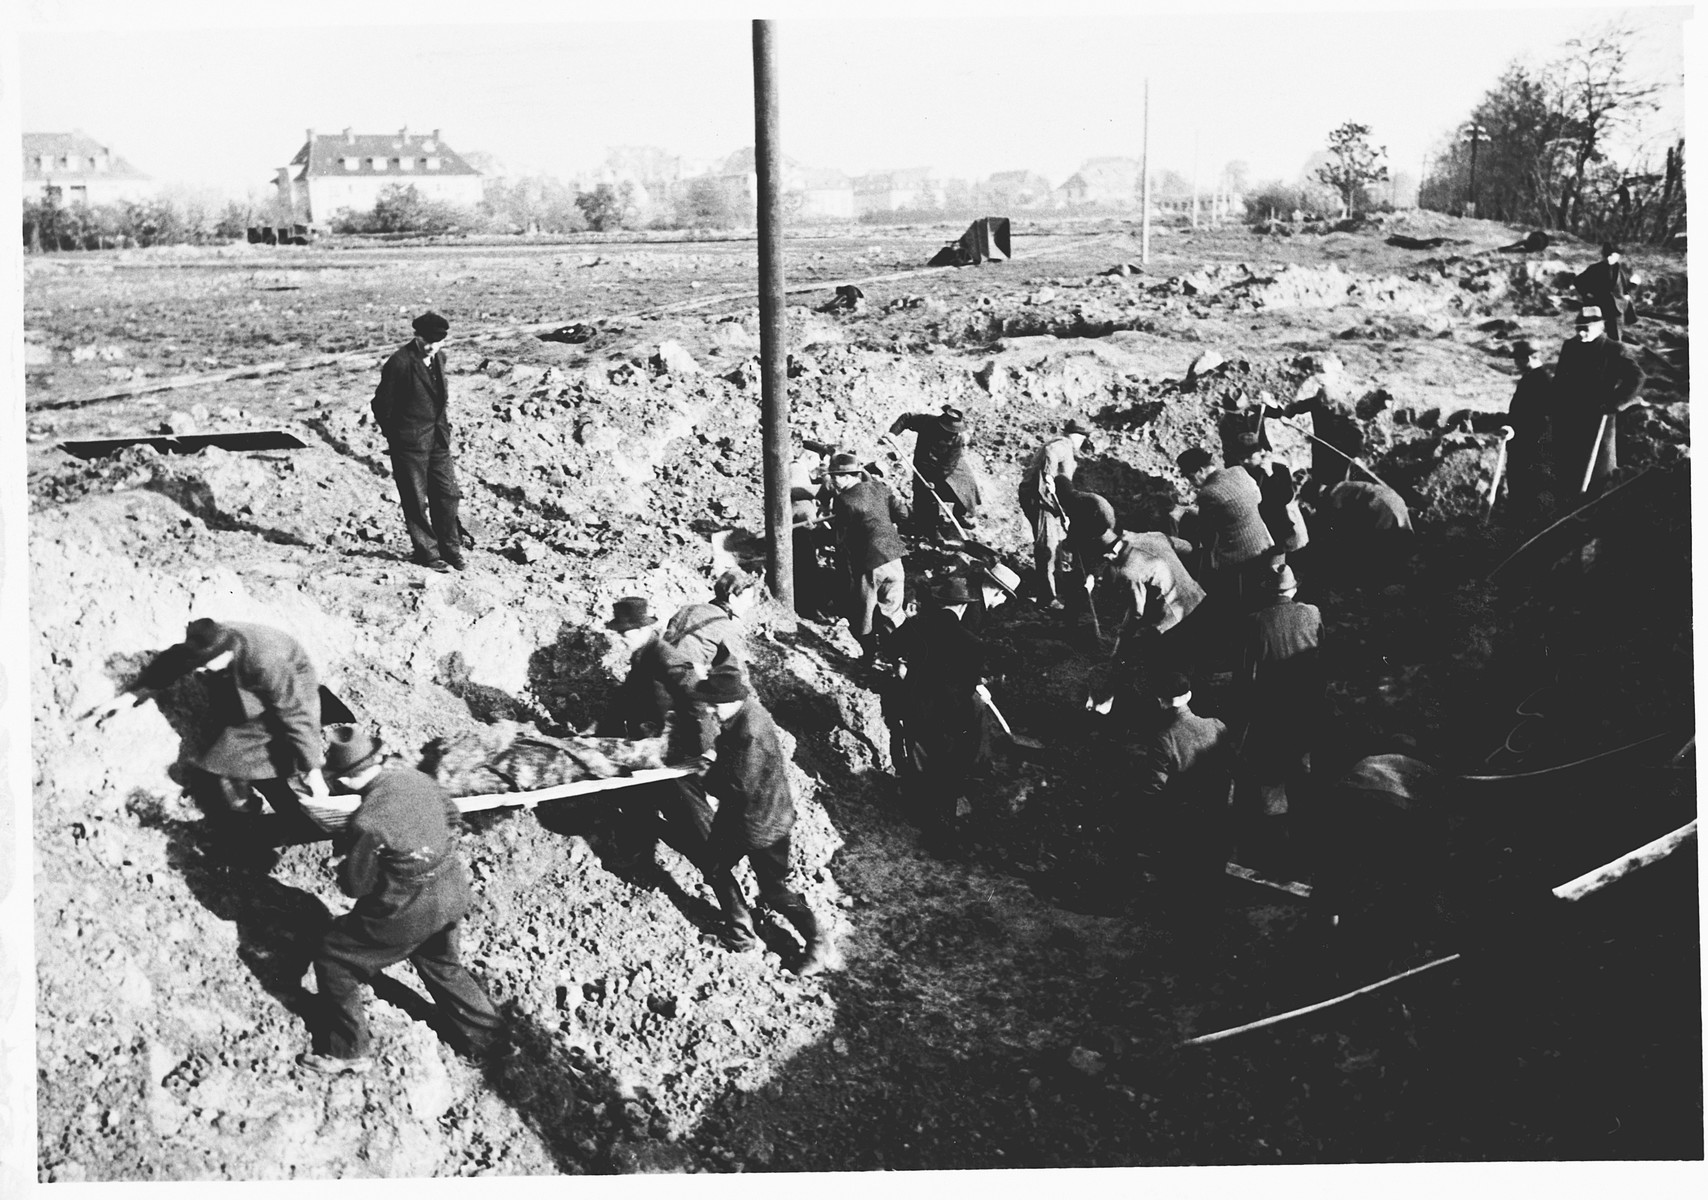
[
  {"xmin": 400, "ymin": 126, "xmax": 409, "ymax": 140},
  {"xmin": 306, "ymin": 128, "xmax": 315, "ymax": 146},
  {"xmin": 431, "ymin": 129, "xmax": 441, "ymax": 143},
  {"xmin": 343, "ymin": 127, "xmax": 354, "ymax": 144}
]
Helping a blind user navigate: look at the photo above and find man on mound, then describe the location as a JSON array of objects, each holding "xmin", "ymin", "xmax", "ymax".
[{"xmin": 371, "ymin": 310, "xmax": 468, "ymax": 573}]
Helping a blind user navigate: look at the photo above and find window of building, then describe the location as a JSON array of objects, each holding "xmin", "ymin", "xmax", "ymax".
[
  {"xmin": 94, "ymin": 155, "xmax": 109, "ymax": 172},
  {"xmin": 37, "ymin": 155, "xmax": 50, "ymax": 172},
  {"xmin": 343, "ymin": 157, "xmax": 358, "ymax": 171},
  {"xmin": 61, "ymin": 155, "xmax": 78, "ymax": 171},
  {"xmin": 399, "ymin": 157, "xmax": 414, "ymax": 171},
  {"xmin": 422, "ymin": 140, "xmax": 436, "ymax": 153},
  {"xmin": 425, "ymin": 156, "xmax": 441, "ymax": 171},
  {"xmin": 370, "ymin": 157, "xmax": 386, "ymax": 170},
  {"xmin": 68, "ymin": 186, "xmax": 88, "ymax": 206}
]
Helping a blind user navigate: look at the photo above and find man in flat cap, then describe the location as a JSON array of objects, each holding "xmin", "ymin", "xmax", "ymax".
[
  {"xmin": 1019, "ymin": 418, "xmax": 1097, "ymax": 608},
  {"xmin": 371, "ymin": 310, "xmax": 467, "ymax": 572},
  {"xmin": 688, "ymin": 663, "xmax": 830, "ymax": 976},
  {"xmin": 95, "ymin": 618, "xmax": 331, "ymax": 852},
  {"xmin": 1552, "ymin": 305, "xmax": 1648, "ymax": 498},
  {"xmin": 889, "ymin": 404, "xmax": 981, "ymax": 541},
  {"xmin": 1236, "ymin": 563, "xmax": 1324, "ymax": 865},
  {"xmin": 826, "ymin": 452, "xmax": 911, "ymax": 663},
  {"xmin": 1178, "ymin": 444, "xmax": 1275, "ymax": 609},
  {"xmin": 889, "ymin": 575, "xmax": 988, "ymax": 855},
  {"xmin": 1574, "ymin": 243, "xmax": 1633, "ymax": 342},
  {"xmin": 299, "ymin": 728, "xmax": 508, "ymax": 1075}
]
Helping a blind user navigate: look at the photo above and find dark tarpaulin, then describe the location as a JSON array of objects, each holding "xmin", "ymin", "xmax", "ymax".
[
  {"xmin": 57, "ymin": 430, "xmax": 309, "ymax": 460},
  {"xmin": 928, "ymin": 217, "xmax": 1012, "ymax": 267}
]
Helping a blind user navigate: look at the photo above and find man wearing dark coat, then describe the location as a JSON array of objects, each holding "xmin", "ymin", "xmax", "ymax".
[
  {"xmin": 1502, "ymin": 341, "xmax": 1554, "ymax": 511},
  {"xmin": 890, "ymin": 404, "xmax": 980, "ymax": 538},
  {"xmin": 299, "ymin": 729, "xmax": 507, "ymax": 1074},
  {"xmin": 594, "ymin": 597, "xmax": 715, "ymax": 871},
  {"xmin": 888, "ymin": 576, "xmax": 988, "ymax": 854},
  {"xmin": 690, "ymin": 664, "xmax": 829, "ymax": 976},
  {"xmin": 663, "ymin": 569, "xmax": 758, "ymax": 686},
  {"xmin": 371, "ymin": 311, "xmax": 465, "ymax": 572},
  {"xmin": 105, "ymin": 618, "xmax": 330, "ymax": 845},
  {"xmin": 1261, "ymin": 387, "xmax": 1367, "ymax": 493},
  {"xmin": 1129, "ymin": 672, "xmax": 1233, "ymax": 897},
  {"xmin": 827, "ymin": 452, "xmax": 911, "ymax": 661},
  {"xmin": 1574, "ymin": 243, "xmax": 1633, "ymax": 342},
  {"xmin": 1058, "ymin": 474, "xmax": 1118, "ymax": 586},
  {"xmin": 1552, "ymin": 306, "xmax": 1649, "ymax": 497},
  {"xmin": 1089, "ymin": 528, "xmax": 1208, "ymax": 715},
  {"xmin": 1237, "ymin": 564, "xmax": 1324, "ymax": 860}
]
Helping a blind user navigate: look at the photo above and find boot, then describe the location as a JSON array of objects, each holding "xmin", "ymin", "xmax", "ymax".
[{"xmin": 780, "ymin": 905, "xmax": 831, "ymax": 977}]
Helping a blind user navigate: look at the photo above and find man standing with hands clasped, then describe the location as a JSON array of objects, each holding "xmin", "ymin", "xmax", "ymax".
[{"xmin": 371, "ymin": 310, "xmax": 468, "ymax": 573}]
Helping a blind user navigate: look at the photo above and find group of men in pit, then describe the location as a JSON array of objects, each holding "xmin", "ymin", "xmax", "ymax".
[{"xmin": 81, "ymin": 276, "xmax": 1649, "ymax": 1078}]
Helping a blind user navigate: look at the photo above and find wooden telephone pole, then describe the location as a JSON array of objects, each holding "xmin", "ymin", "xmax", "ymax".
[
  {"xmin": 1141, "ymin": 78, "xmax": 1152, "ymax": 263},
  {"xmin": 752, "ymin": 20, "xmax": 792, "ymax": 611}
]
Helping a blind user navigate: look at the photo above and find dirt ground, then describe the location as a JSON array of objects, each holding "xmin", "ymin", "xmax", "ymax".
[{"xmin": 24, "ymin": 213, "xmax": 1699, "ymax": 1179}]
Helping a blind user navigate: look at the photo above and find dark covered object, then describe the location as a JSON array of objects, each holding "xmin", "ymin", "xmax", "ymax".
[
  {"xmin": 58, "ymin": 430, "xmax": 309, "ymax": 460},
  {"xmin": 928, "ymin": 217, "xmax": 1012, "ymax": 267},
  {"xmin": 1385, "ymin": 235, "xmax": 1448, "ymax": 250}
]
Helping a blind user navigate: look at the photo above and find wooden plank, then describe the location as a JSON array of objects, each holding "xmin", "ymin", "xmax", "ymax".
[
  {"xmin": 452, "ymin": 766, "xmax": 693, "ymax": 814},
  {"xmin": 1179, "ymin": 954, "xmax": 1463, "ymax": 1047},
  {"xmin": 1551, "ymin": 820, "xmax": 1697, "ymax": 902}
]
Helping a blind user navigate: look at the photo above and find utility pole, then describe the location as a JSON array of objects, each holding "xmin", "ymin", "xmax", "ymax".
[
  {"xmin": 752, "ymin": 20, "xmax": 792, "ymax": 612},
  {"xmin": 1190, "ymin": 131, "xmax": 1199, "ymax": 229},
  {"xmin": 1140, "ymin": 78, "xmax": 1151, "ymax": 264}
]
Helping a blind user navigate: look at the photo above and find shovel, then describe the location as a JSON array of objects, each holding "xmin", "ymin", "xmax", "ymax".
[
  {"xmin": 1085, "ymin": 628, "xmax": 1124, "ymax": 715},
  {"xmin": 976, "ymin": 684, "xmax": 1045, "ymax": 750},
  {"xmin": 880, "ymin": 432, "xmax": 974, "ymax": 542},
  {"xmin": 1483, "ymin": 428, "xmax": 1512, "ymax": 523}
]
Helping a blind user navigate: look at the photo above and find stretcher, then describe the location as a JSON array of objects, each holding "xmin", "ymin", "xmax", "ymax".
[{"xmin": 299, "ymin": 766, "xmax": 695, "ymax": 834}]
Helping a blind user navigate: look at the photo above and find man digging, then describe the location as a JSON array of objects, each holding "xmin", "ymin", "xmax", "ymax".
[{"xmin": 1018, "ymin": 417, "xmax": 1096, "ymax": 608}]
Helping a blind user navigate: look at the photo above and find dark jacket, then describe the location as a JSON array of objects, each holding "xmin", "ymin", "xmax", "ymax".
[
  {"xmin": 596, "ymin": 633, "xmax": 699, "ymax": 740},
  {"xmin": 1269, "ymin": 395, "xmax": 1366, "ymax": 485},
  {"xmin": 1507, "ymin": 366, "xmax": 1552, "ymax": 462},
  {"xmin": 1244, "ymin": 462, "xmax": 1308, "ymax": 551},
  {"xmin": 1194, "ymin": 466, "xmax": 1274, "ymax": 569},
  {"xmin": 339, "ymin": 766, "xmax": 470, "ymax": 947},
  {"xmin": 136, "ymin": 621, "xmax": 323, "ymax": 780},
  {"xmin": 1553, "ymin": 335, "xmax": 1645, "ymax": 489},
  {"xmin": 892, "ymin": 608, "xmax": 985, "ymax": 723},
  {"xmin": 664, "ymin": 602, "xmax": 746, "ymax": 679},
  {"xmin": 891, "ymin": 413, "xmax": 980, "ymax": 511},
  {"xmin": 372, "ymin": 339, "xmax": 450, "ymax": 452},
  {"xmin": 1062, "ymin": 488, "xmax": 1118, "ymax": 567},
  {"xmin": 1106, "ymin": 533, "xmax": 1206, "ymax": 635},
  {"xmin": 832, "ymin": 476, "xmax": 909, "ymax": 573},
  {"xmin": 1135, "ymin": 706, "xmax": 1231, "ymax": 810},
  {"xmin": 1325, "ymin": 481, "xmax": 1411, "ymax": 535},
  {"xmin": 703, "ymin": 698, "xmax": 796, "ymax": 852},
  {"xmin": 1574, "ymin": 260, "xmax": 1632, "ymax": 323},
  {"xmin": 1242, "ymin": 599, "xmax": 1324, "ymax": 756}
]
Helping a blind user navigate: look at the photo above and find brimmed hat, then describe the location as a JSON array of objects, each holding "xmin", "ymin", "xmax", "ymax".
[
  {"xmin": 1511, "ymin": 340, "xmax": 1537, "ymax": 359},
  {"xmin": 1576, "ymin": 306, "xmax": 1605, "ymax": 327},
  {"xmin": 827, "ymin": 452, "xmax": 864, "ymax": 476},
  {"xmin": 1157, "ymin": 671, "xmax": 1193, "ymax": 702},
  {"xmin": 412, "ymin": 311, "xmax": 450, "ymax": 342},
  {"xmin": 1177, "ymin": 446, "xmax": 1215, "ymax": 476},
  {"xmin": 606, "ymin": 597, "xmax": 656, "ymax": 632},
  {"xmin": 1064, "ymin": 417, "xmax": 1097, "ymax": 450},
  {"xmin": 1601, "ymin": 242, "xmax": 1621, "ymax": 257},
  {"xmin": 933, "ymin": 576, "xmax": 974, "ymax": 605},
  {"xmin": 182, "ymin": 618, "xmax": 238, "ymax": 666},
  {"xmin": 938, "ymin": 404, "xmax": 966, "ymax": 431},
  {"xmin": 1273, "ymin": 563, "xmax": 1299, "ymax": 594},
  {"xmin": 694, "ymin": 662, "xmax": 750, "ymax": 704},
  {"xmin": 978, "ymin": 561, "xmax": 1023, "ymax": 598},
  {"xmin": 323, "ymin": 727, "xmax": 384, "ymax": 778}
]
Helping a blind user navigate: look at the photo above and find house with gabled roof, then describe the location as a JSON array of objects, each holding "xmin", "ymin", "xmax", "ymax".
[
  {"xmin": 275, "ymin": 128, "xmax": 483, "ymax": 223},
  {"xmin": 1056, "ymin": 156, "xmax": 1143, "ymax": 209},
  {"xmin": 22, "ymin": 131, "xmax": 154, "ymax": 205},
  {"xmin": 852, "ymin": 167, "xmax": 944, "ymax": 217}
]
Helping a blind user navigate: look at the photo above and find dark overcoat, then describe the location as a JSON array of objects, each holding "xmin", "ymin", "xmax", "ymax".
[
  {"xmin": 832, "ymin": 476, "xmax": 909, "ymax": 574},
  {"xmin": 371, "ymin": 340, "xmax": 450, "ymax": 452},
  {"xmin": 893, "ymin": 413, "xmax": 981, "ymax": 513},
  {"xmin": 703, "ymin": 698, "xmax": 796, "ymax": 853},
  {"xmin": 1553, "ymin": 335, "xmax": 1645, "ymax": 491},
  {"xmin": 336, "ymin": 766, "xmax": 470, "ymax": 947}
]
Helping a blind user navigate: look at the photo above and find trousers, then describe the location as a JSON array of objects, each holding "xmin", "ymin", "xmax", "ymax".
[
  {"xmin": 705, "ymin": 833, "xmax": 818, "ymax": 944},
  {"xmin": 314, "ymin": 918, "xmax": 503, "ymax": 1059},
  {"xmin": 850, "ymin": 557, "xmax": 907, "ymax": 641},
  {"xmin": 1020, "ymin": 488, "xmax": 1069, "ymax": 600},
  {"xmin": 389, "ymin": 437, "xmax": 462, "ymax": 562}
]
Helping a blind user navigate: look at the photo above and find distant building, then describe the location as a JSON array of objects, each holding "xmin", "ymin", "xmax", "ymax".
[
  {"xmin": 976, "ymin": 169, "xmax": 1056, "ymax": 212},
  {"xmin": 275, "ymin": 128, "xmax": 483, "ymax": 223},
  {"xmin": 674, "ymin": 147, "xmax": 854, "ymax": 222},
  {"xmin": 1056, "ymin": 157, "xmax": 1143, "ymax": 209},
  {"xmin": 22, "ymin": 131, "xmax": 153, "ymax": 205},
  {"xmin": 852, "ymin": 168, "xmax": 944, "ymax": 217}
]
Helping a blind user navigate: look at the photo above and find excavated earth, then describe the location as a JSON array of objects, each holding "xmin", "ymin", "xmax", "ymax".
[{"xmin": 23, "ymin": 214, "xmax": 1699, "ymax": 1179}]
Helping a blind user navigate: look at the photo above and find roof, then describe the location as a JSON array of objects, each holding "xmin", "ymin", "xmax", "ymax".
[
  {"xmin": 292, "ymin": 131, "xmax": 481, "ymax": 179},
  {"xmin": 22, "ymin": 131, "xmax": 150, "ymax": 181},
  {"xmin": 853, "ymin": 167, "xmax": 936, "ymax": 193}
]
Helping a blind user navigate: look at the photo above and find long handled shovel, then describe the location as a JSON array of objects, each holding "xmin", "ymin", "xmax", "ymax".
[
  {"xmin": 1085, "ymin": 626, "xmax": 1125, "ymax": 715},
  {"xmin": 1275, "ymin": 416, "xmax": 1398, "ymax": 494},
  {"xmin": 881, "ymin": 433, "xmax": 972, "ymax": 542},
  {"xmin": 976, "ymin": 684, "xmax": 1045, "ymax": 750},
  {"xmin": 1483, "ymin": 430, "xmax": 1512, "ymax": 524},
  {"xmin": 1580, "ymin": 414, "xmax": 1611, "ymax": 496}
]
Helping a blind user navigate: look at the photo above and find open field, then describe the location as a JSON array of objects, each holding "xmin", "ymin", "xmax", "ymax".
[{"xmin": 24, "ymin": 213, "xmax": 1698, "ymax": 1178}]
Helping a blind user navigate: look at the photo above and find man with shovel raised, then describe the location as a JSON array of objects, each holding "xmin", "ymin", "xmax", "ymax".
[{"xmin": 889, "ymin": 404, "xmax": 981, "ymax": 542}]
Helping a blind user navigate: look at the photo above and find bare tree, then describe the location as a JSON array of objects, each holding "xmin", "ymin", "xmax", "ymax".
[
  {"xmin": 1553, "ymin": 22, "xmax": 1664, "ymax": 229},
  {"xmin": 1315, "ymin": 122, "xmax": 1390, "ymax": 216}
]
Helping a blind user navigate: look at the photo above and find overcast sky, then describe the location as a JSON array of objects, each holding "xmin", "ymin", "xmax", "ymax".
[{"xmin": 12, "ymin": 1, "xmax": 1690, "ymax": 197}]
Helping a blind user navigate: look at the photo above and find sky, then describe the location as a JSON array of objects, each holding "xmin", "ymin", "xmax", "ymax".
[{"xmin": 10, "ymin": 1, "xmax": 1693, "ymax": 197}]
